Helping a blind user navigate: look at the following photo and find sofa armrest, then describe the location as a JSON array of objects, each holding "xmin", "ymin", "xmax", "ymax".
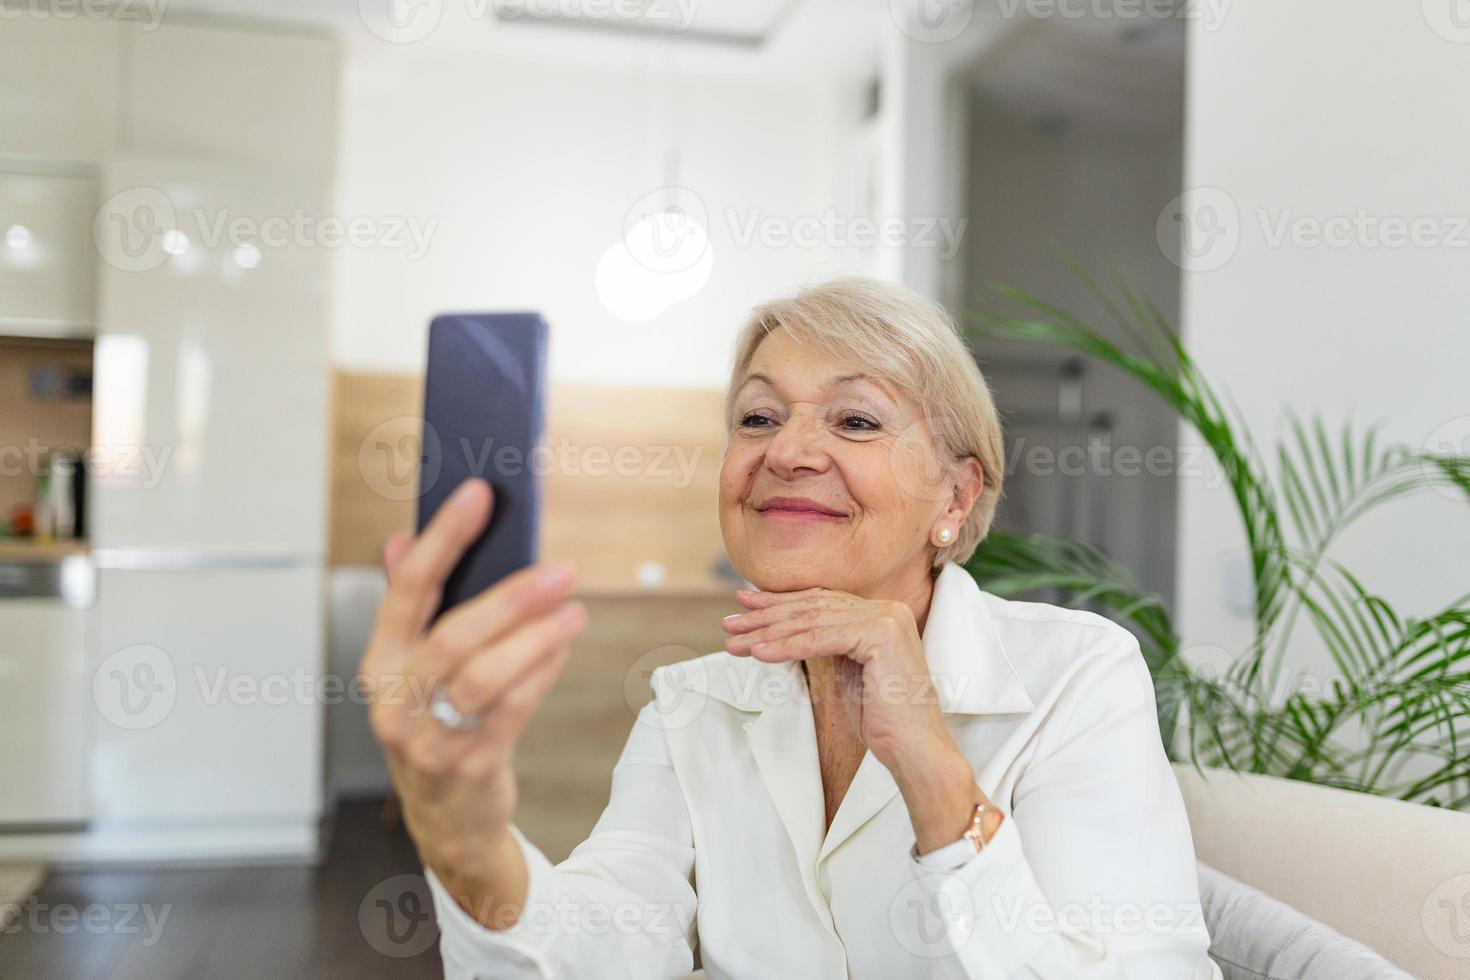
[{"xmin": 1173, "ymin": 763, "xmax": 1470, "ymax": 980}]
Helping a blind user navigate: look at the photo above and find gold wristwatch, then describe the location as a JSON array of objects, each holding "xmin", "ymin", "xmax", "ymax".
[
  {"xmin": 911, "ymin": 800, "xmax": 1005, "ymax": 867},
  {"xmin": 963, "ymin": 800, "xmax": 1003, "ymax": 852}
]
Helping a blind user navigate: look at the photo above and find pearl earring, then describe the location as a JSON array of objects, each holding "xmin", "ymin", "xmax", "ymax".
[{"xmin": 936, "ymin": 527, "xmax": 953, "ymax": 544}]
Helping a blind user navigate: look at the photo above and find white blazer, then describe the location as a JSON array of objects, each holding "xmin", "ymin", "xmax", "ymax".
[{"xmin": 427, "ymin": 562, "xmax": 1222, "ymax": 979}]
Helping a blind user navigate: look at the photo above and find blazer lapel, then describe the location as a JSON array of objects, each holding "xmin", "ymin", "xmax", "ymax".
[
  {"xmin": 738, "ymin": 659, "xmax": 835, "ymax": 929},
  {"xmin": 816, "ymin": 749, "xmax": 898, "ymax": 864}
]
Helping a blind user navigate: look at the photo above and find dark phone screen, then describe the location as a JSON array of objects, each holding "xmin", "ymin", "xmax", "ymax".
[{"xmin": 415, "ymin": 312, "xmax": 547, "ymax": 620}]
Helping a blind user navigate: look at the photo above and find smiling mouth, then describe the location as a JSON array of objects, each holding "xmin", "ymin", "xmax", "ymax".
[{"xmin": 753, "ymin": 496, "xmax": 848, "ymax": 523}]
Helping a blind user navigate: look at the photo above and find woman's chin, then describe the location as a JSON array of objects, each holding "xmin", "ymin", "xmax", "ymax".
[{"xmin": 738, "ymin": 554, "xmax": 847, "ymax": 594}]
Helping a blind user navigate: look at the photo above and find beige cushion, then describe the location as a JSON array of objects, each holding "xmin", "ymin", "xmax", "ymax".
[{"xmin": 1174, "ymin": 763, "xmax": 1470, "ymax": 980}]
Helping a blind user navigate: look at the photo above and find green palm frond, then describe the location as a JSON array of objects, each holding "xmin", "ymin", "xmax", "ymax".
[
  {"xmin": 971, "ymin": 276, "xmax": 1293, "ymax": 649},
  {"xmin": 962, "ymin": 269, "xmax": 1470, "ymax": 808}
]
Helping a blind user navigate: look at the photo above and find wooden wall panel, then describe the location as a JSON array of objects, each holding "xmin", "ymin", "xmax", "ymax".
[
  {"xmin": 329, "ymin": 371, "xmax": 732, "ymax": 594},
  {"xmin": 328, "ymin": 371, "xmax": 421, "ymax": 567}
]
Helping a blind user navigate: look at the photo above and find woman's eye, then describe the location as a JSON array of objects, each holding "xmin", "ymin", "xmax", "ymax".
[
  {"xmin": 738, "ymin": 412, "xmax": 774, "ymax": 429},
  {"xmin": 838, "ymin": 413, "xmax": 880, "ymax": 432}
]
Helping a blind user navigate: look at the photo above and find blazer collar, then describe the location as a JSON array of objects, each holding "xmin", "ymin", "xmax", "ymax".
[
  {"xmin": 703, "ymin": 561, "xmax": 1035, "ymax": 716},
  {"xmin": 702, "ymin": 562, "xmax": 1037, "ymax": 899}
]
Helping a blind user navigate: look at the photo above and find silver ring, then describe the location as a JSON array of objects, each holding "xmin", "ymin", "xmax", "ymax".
[{"xmin": 429, "ymin": 688, "xmax": 481, "ymax": 732}]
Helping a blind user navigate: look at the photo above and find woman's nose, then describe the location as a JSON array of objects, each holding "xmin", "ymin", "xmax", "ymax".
[{"xmin": 763, "ymin": 414, "xmax": 830, "ymax": 477}]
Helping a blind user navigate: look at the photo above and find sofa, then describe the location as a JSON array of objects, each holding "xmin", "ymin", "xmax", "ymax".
[{"xmin": 1176, "ymin": 763, "xmax": 1470, "ymax": 979}]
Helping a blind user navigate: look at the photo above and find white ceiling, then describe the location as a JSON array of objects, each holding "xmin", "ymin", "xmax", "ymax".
[
  {"xmin": 158, "ymin": 0, "xmax": 887, "ymax": 83},
  {"xmin": 150, "ymin": 0, "xmax": 1183, "ymax": 130}
]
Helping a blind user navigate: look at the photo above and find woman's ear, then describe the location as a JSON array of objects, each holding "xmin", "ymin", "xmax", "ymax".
[{"xmin": 944, "ymin": 457, "xmax": 985, "ymax": 527}]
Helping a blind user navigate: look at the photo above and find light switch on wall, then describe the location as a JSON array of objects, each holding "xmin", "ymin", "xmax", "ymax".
[{"xmin": 1222, "ymin": 553, "xmax": 1255, "ymax": 617}]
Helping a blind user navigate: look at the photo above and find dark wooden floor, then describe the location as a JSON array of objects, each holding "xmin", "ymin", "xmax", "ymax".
[{"xmin": 0, "ymin": 800, "xmax": 444, "ymax": 979}]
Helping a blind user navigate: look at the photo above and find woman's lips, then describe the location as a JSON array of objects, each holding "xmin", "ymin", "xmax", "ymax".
[
  {"xmin": 753, "ymin": 496, "xmax": 848, "ymax": 523},
  {"xmin": 752, "ymin": 511, "xmax": 846, "ymax": 525}
]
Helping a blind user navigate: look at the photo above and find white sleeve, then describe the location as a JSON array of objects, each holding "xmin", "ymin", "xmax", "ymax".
[
  {"xmin": 902, "ymin": 634, "xmax": 1219, "ymax": 979},
  {"xmin": 426, "ymin": 695, "xmax": 698, "ymax": 980}
]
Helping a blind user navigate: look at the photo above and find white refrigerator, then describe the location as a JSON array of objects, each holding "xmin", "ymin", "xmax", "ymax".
[{"xmin": 87, "ymin": 155, "xmax": 330, "ymax": 860}]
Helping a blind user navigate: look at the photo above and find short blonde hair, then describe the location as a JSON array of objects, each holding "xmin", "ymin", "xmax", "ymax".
[{"xmin": 726, "ymin": 277, "xmax": 1005, "ymax": 567}]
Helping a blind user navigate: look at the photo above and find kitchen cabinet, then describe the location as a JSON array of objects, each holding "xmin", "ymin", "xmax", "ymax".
[
  {"xmin": 125, "ymin": 23, "xmax": 337, "ymax": 173},
  {"xmin": 91, "ymin": 566, "xmax": 324, "ymax": 823},
  {"xmin": 0, "ymin": 14, "xmax": 337, "ymax": 862},
  {"xmin": 0, "ymin": 172, "xmax": 98, "ymax": 335},
  {"xmin": 0, "ymin": 589, "xmax": 91, "ymax": 825},
  {"xmin": 0, "ymin": 17, "xmax": 120, "ymax": 166},
  {"xmin": 91, "ymin": 155, "xmax": 329, "ymax": 553}
]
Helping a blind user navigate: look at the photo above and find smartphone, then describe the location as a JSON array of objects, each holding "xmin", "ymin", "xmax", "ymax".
[{"xmin": 416, "ymin": 312, "xmax": 548, "ymax": 619}]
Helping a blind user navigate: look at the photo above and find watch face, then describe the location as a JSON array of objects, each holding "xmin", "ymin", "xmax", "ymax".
[{"xmin": 967, "ymin": 802, "xmax": 1003, "ymax": 849}]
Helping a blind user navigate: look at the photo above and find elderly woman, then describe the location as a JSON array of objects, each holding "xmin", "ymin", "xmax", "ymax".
[{"xmin": 361, "ymin": 279, "xmax": 1221, "ymax": 979}]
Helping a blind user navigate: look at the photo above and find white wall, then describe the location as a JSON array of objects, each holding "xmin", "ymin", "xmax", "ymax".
[
  {"xmin": 332, "ymin": 44, "xmax": 870, "ymax": 388},
  {"xmin": 1177, "ymin": 3, "xmax": 1470, "ymax": 676}
]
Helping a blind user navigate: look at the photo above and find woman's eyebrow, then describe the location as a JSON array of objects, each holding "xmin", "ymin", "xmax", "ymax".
[{"xmin": 734, "ymin": 371, "xmax": 897, "ymax": 403}]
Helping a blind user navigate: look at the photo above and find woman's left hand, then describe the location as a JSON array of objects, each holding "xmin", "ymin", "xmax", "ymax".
[
  {"xmin": 721, "ymin": 587, "xmax": 957, "ymax": 777},
  {"xmin": 722, "ymin": 587, "xmax": 993, "ymax": 852}
]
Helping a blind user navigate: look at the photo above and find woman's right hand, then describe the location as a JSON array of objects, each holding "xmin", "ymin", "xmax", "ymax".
[{"xmin": 358, "ymin": 478, "xmax": 588, "ymax": 925}]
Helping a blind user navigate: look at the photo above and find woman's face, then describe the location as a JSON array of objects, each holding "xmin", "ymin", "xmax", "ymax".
[{"xmin": 719, "ymin": 328, "xmax": 975, "ymax": 596}]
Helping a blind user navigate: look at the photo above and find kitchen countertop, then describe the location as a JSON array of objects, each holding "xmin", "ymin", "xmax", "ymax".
[{"xmin": 0, "ymin": 540, "xmax": 90, "ymax": 563}]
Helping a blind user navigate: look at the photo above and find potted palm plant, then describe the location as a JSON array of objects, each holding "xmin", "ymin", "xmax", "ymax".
[{"xmin": 964, "ymin": 269, "xmax": 1470, "ymax": 808}]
